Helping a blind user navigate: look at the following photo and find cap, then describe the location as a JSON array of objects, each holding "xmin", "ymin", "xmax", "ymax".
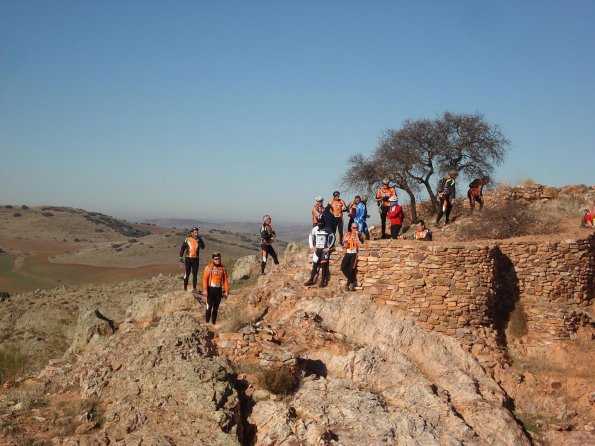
[
  {"xmin": 388, "ymin": 196, "xmax": 398, "ymax": 202},
  {"xmin": 333, "ymin": 191, "xmax": 340, "ymax": 197},
  {"xmin": 382, "ymin": 178, "xmax": 389, "ymax": 185},
  {"xmin": 212, "ymin": 252, "xmax": 221, "ymax": 259},
  {"xmin": 315, "ymin": 195, "xmax": 323, "ymax": 202}
]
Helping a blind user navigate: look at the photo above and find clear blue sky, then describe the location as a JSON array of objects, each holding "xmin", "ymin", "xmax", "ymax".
[{"xmin": 1, "ymin": 0, "xmax": 594, "ymax": 223}]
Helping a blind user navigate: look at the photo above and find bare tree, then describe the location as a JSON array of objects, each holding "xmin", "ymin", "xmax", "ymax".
[
  {"xmin": 436, "ymin": 112, "xmax": 509, "ymax": 180},
  {"xmin": 342, "ymin": 111, "xmax": 509, "ymax": 220}
]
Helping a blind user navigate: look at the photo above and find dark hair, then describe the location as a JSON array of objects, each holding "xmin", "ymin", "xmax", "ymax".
[
  {"xmin": 417, "ymin": 220, "xmax": 426, "ymax": 226},
  {"xmin": 355, "ymin": 195, "xmax": 361, "ymax": 199}
]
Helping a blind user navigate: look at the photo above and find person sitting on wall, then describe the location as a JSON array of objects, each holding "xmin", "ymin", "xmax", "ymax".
[{"xmin": 413, "ymin": 220, "xmax": 433, "ymax": 241}]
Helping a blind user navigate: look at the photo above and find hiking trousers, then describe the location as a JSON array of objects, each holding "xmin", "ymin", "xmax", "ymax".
[
  {"xmin": 341, "ymin": 253, "xmax": 358, "ymax": 284},
  {"xmin": 184, "ymin": 257, "xmax": 199, "ymax": 290},
  {"xmin": 260, "ymin": 243, "xmax": 279, "ymax": 274},
  {"xmin": 205, "ymin": 286, "xmax": 223, "ymax": 323}
]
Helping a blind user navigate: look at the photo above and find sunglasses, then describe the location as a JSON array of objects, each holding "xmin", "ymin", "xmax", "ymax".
[{"xmin": 213, "ymin": 257, "xmax": 221, "ymax": 260}]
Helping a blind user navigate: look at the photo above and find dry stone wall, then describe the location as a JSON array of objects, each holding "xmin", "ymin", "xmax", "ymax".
[{"xmin": 357, "ymin": 234, "xmax": 594, "ymax": 346}]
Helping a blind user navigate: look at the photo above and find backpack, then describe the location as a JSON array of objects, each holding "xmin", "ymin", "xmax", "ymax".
[{"xmin": 436, "ymin": 177, "xmax": 445, "ymax": 194}]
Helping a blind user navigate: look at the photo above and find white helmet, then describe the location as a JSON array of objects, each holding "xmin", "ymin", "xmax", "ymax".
[
  {"xmin": 315, "ymin": 196, "xmax": 323, "ymax": 202},
  {"xmin": 389, "ymin": 196, "xmax": 398, "ymax": 202}
]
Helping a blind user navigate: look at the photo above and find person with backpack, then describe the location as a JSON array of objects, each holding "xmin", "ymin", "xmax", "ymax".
[
  {"xmin": 468, "ymin": 177, "xmax": 487, "ymax": 212},
  {"xmin": 305, "ymin": 216, "xmax": 336, "ymax": 287},
  {"xmin": 341, "ymin": 222, "xmax": 362, "ymax": 291},
  {"xmin": 386, "ymin": 196, "xmax": 404, "ymax": 239},
  {"xmin": 311, "ymin": 196, "xmax": 325, "ymax": 227},
  {"xmin": 328, "ymin": 191, "xmax": 347, "ymax": 246},
  {"xmin": 202, "ymin": 252, "xmax": 229, "ymax": 324},
  {"xmin": 436, "ymin": 172, "xmax": 456, "ymax": 226},
  {"xmin": 179, "ymin": 226, "xmax": 205, "ymax": 292},
  {"xmin": 346, "ymin": 195, "xmax": 361, "ymax": 232},
  {"xmin": 260, "ymin": 215, "xmax": 279, "ymax": 275},
  {"xmin": 375, "ymin": 178, "xmax": 397, "ymax": 239},
  {"xmin": 354, "ymin": 195, "xmax": 371, "ymax": 240}
]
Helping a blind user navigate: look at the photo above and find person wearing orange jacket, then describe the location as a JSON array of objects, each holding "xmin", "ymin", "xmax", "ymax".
[
  {"xmin": 179, "ymin": 226, "xmax": 205, "ymax": 292},
  {"xmin": 341, "ymin": 222, "xmax": 362, "ymax": 291},
  {"xmin": 328, "ymin": 191, "xmax": 347, "ymax": 245},
  {"xmin": 375, "ymin": 178, "xmax": 397, "ymax": 239},
  {"xmin": 386, "ymin": 196, "xmax": 405, "ymax": 239},
  {"xmin": 202, "ymin": 252, "xmax": 229, "ymax": 324},
  {"xmin": 311, "ymin": 196, "xmax": 325, "ymax": 227}
]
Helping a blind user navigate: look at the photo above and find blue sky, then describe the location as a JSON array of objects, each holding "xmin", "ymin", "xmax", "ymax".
[{"xmin": 1, "ymin": 0, "xmax": 594, "ymax": 223}]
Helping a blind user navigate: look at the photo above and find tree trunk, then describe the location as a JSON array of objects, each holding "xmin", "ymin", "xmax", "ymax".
[{"xmin": 405, "ymin": 189, "xmax": 417, "ymax": 222}]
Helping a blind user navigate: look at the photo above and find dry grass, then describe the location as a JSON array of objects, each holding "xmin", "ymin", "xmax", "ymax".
[
  {"xmin": 221, "ymin": 304, "xmax": 255, "ymax": 333},
  {"xmin": 0, "ymin": 344, "xmax": 28, "ymax": 384},
  {"xmin": 455, "ymin": 201, "xmax": 545, "ymax": 241},
  {"xmin": 257, "ymin": 367, "xmax": 298, "ymax": 395},
  {"xmin": 5, "ymin": 384, "xmax": 47, "ymax": 412}
]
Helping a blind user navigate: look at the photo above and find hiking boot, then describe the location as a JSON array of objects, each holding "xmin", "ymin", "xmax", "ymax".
[
  {"xmin": 319, "ymin": 280, "xmax": 327, "ymax": 288},
  {"xmin": 344, "ymin": 283, "xmax": 351, "ymax": 292},
  {"xmin": 349, "ymin": 282, "xmax": 356, "ymax": 291},
  {"xmin": 304, "ymin": 279, "xmax": 315, "ymax": 286}
]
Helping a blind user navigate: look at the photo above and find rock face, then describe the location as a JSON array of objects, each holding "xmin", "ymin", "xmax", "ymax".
[
  {"xmin": 247, "ymin": 295, "xmax": 529, "ymax": 446},
  {"xmin": 231, "ymin": 255, "xmax": 260, "ymax": 281},
  {"xmin": 35, "ymin": 292, "xmax": 241, "ymax": 446}
]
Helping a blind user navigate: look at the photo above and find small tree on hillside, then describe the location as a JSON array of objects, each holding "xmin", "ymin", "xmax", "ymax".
[{"xmin": 342, "ymin": 112, "xmax": 509, "ymax": 217}]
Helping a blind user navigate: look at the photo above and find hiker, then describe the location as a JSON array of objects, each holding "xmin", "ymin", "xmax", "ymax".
[
  {"xmin": 413, "ymin": 220, "xmax": 433, "ymax": 241},
  {"xmin": 311, "ymin": 196, "xmax": 325, "ymax": 227},
  {"xmin": 328, "ymin": 191, "xmax": 347, "ymax": 245},
  {"xmin": 468, "ymin": 177, "xmax": 487, "ymax": 212},
  {"xmin": 341, "ymin": 222, "xmax": 362, "ymax": 291},
  {"xmin": 346, "ymin": 195, "xmax": 361, "ymax": 232},
  {"xmin": 179, "ymin": 226, "xmax": 205, "ymax": 292},
  {"xmin": 375, "ymin": 178, "xmax": 397, "ymax": 239},
  {"xmin": 305, "ymin": 216, "xmax": 336, "ymax": 288},
  {"xmin": 386, "ymin": 196, "xmax": 404, "ymax": 239},
  {"xmin": 202, "ymin": 252, "xmax": 229, "ymax": 324},
  {"xmin": 582, "ymin": 207, "xmax": 594, "ymax": 229},
  {"xmin": 260, "ymin": 215, "xmax": 279, "ymax": 275},
  {"xmin": 322, "ymin": 203, "xmax": 337, "ymax": 245},
  {"xmin": 354, "ymin": 195, "xmax": 370, "ymax": 240},
  {"xmin": 436, "ymin": 172, "xmax": 456, "ymax": 226}
]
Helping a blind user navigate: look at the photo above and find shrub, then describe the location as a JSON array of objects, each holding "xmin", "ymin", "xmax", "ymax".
[
  {"xmin": 21, "ymin": 205, "xmax": 29, "ymax": 210},
  {"xmin": 456, "ymin": 201, "xmax": 543, "ymax": 241},
  {"xmin": 41, "ymin": 212, "xmax": 53, "ymax": 217},
  {"xmin": 13, "ymin": 213, "xmax": 21, "ymax": 217},
  {"xmin": 257, "ymin": 368, "xmax": 298, "ymax": 395},
  {"xmin": 0, "ymin": 345, "xmax": 28, "ymax": 384},
  {"xmin": 4, "ymin": 205, "xmax": 12, "ymax": 209},
  {"xmin": 95, "ymin": 228, "xmax": 104, "ymax": 232},
  {"xmin": 128, "ymin": 238, "xmax": 138, "ymax": 243},
  {"xmin": 111, "ymin": 243, "xmax": 122, "ymax": 249}
]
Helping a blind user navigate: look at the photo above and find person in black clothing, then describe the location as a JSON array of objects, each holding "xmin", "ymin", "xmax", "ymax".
[
  {"xmin": 179, "ymin": 226, "xmax": 205, "ymax": 292},
  {"xmin": 436, "ymin": 173, "xmax": 456, "ymax": 226},
  {"xmin": 260, "ymin": 215, "xmax": 279, "ymax": 274}
]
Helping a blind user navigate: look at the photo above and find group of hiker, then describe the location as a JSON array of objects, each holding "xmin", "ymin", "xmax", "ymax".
[{"xmin": 179, "ymin": 173, "xmax": 593, "ymax": 324}]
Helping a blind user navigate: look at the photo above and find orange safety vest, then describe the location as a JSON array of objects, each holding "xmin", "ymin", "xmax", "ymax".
[
  {"xmin": 312, "ymin": 203, "xmax": 325, "ymax": 224},
  {"xmin": 202, "ymin": 263, "xmax": 229, "ymax": 293},
  {"xmin": 329, "ymin": 198, "xmax": 346, "ymax": 217},
  {"xmin": 376, "ymin": 187, "xmax": 397, "ymax": 207},
  {"xmin": 342, "ymin": 231, "xmax": 361, "ymax": 254},
  {"xmin": 185, "ymin": 237, "xmax": 200, "ymax": 258}
]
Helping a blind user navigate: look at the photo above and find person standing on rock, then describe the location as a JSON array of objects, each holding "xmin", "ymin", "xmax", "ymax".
[
  {"xmin": 305, "ymin": 216, "xmax": 335, "ymax": 288},
  {"xmin": 260, "ymin": 215, "xmax": 279, "ymax": 275},
  {"xmin": 312, "ymin": 196, "xmax": 325, "ymax": 227},
  {"xmin": 328, "ymin": 191, "xmax": 347, "ymax": 246},
  {"xmin": 341, "ymin": 222, "xmax": 362, "ymax": 291},
  {"xmin": 467, "ymin": 177, "xmax": 487, "ymax": 213},
  {"xmin": 202, "ymin": 252, "xmax": 229, "ymax": 324},
  {"xmin": 179, "ymin": 226, "xmax": 205, "ymax": 292},
  {"xmin": 354, "ymin": 195, "xmax": 370, "ymax": 240},
  {"xmin": 436, "ymin": 172, "xmax": 456, "ymax": 226},
  {"xmin": 386, "ymin": 196, "xmax": 404, "ymax": 239},
  {"xmin": 375, "ymin": 178, "xmax": 397, "ymax": 239}
]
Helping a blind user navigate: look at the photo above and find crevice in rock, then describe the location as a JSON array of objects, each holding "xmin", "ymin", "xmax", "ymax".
[{"xmin": 232, "ymin": 374, "xmax": 257, "ymax": 446}]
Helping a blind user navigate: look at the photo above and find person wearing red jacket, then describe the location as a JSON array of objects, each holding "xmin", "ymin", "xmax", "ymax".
[
  {"xmin": 386, "ymin": 196, "xmax": 404, "ymax": 239},
  {"xmin": 202, "ymin": 252, "xmax": 230, "ymax": 324}
]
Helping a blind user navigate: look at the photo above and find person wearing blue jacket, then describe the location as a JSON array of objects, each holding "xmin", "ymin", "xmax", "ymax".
[{"xmin": 354, "ymin": 195, "xmax": 370, "ymax": 240}]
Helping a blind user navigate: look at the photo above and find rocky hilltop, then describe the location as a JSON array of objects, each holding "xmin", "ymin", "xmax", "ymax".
[{"xmin": 0, "ymin": 184, "xmax": 593, "ymax": 445}]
